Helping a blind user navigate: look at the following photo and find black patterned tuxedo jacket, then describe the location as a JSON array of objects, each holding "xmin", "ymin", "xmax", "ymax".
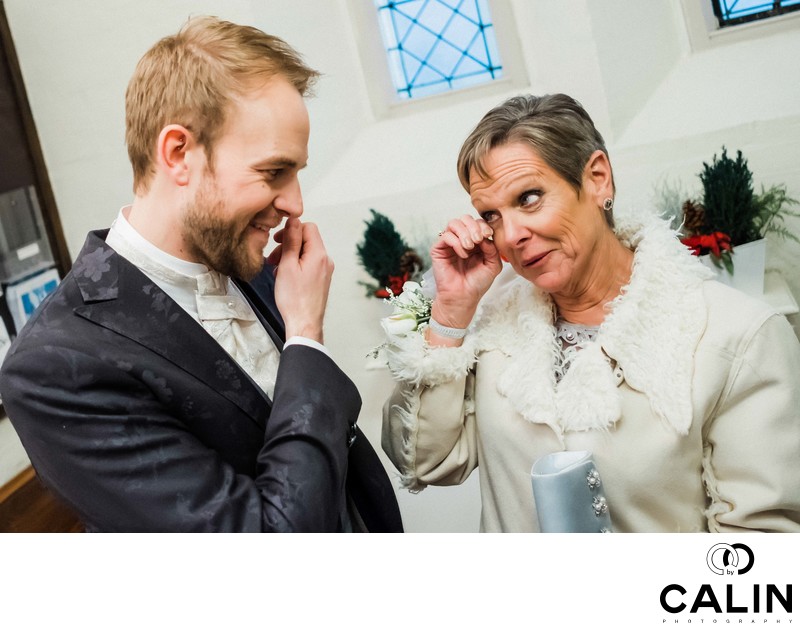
[{"xmin": 0, "ymin": 230, "xmax": 402, "ymax": 532}]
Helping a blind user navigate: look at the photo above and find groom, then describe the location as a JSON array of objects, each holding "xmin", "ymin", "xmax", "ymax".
[{"xmin": 0, "ymin": 16, "xmax": 402, "ymax": 532}]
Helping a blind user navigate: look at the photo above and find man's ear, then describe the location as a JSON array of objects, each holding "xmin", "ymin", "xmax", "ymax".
[
  {"xmin": 156, "ymin": 124, "xmax": 196, "ymax": 187},
  {"xmin": 584, "ymin": 149, "xmax": 614, "ymax": 205}
]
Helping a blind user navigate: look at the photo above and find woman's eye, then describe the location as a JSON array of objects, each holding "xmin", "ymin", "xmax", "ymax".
[
  {"xmin": 520, "ymin": 191, "xmax": 541, "ymax": 207},
  {"xmin": 480, "ymin": 211, "xmax": 499, "ymax": 224}
]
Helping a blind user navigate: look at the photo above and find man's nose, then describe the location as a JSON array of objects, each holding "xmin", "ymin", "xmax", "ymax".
[{"xmin": 274, "ymin": 176, "xmax": 303, "ymax": 218}]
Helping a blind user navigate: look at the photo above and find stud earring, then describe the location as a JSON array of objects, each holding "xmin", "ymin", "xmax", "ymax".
[{"xmin": 603, "ymin": 197, "xmax": 614, "ymax": 212}]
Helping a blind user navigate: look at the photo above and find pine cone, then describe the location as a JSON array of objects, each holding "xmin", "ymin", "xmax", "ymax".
[
  {"xmin": 398, "ymin": 249, "xmax": 423, "ymax": 276},
  {"xmin": 682, "ymin": 200, "xmax": 706, "ymax": 235}
]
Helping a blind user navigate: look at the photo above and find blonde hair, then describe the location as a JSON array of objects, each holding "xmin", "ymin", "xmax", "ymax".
[{"xmin": 125, "ymin": 16, "xmax": 319, "ymax": 193}]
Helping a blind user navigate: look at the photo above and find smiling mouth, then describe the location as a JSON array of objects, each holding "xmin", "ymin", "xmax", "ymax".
[
  {"xmin": 523, "ymin": 251, "xmax": 550, "ymax": 267},
  {"xmin": 249, "ymin": 220, "xmax": 271, "ymax": 233}
]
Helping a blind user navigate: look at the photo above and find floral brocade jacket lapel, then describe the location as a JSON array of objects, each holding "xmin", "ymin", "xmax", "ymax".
[
  {"xmin": 70, "ymin": 230, "xmax": 278, "ymax": 428},
  {"xmin": 470, "ymin": 215, "xmax": 715, "ymax": 436},
  {"xmin": 4, "ymin": 229, "xmax": 404, "ymax": 532}
]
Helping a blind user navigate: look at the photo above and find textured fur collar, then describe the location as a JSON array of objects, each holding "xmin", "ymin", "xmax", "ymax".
[
  {"xmin": 383, "ymin": 214, "xmax": 713, "ymax": 435},
  {"xmin": 469, "ymin": 213, "xmax": 713, "ymax": 435}
]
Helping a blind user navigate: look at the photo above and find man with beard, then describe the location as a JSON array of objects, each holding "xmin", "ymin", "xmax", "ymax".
[{"xmin": 0, "ymin": 16, "xmax": 402, "ymax": 532}]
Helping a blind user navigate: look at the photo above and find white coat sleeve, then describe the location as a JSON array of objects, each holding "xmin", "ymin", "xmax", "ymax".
[
  {"xmin": 380, "ymin": 330, "xmax": 480, "ymax": 491},
  {"xmin": 702, "ymin": 313, "xmax": 800, "ymax": 532}
]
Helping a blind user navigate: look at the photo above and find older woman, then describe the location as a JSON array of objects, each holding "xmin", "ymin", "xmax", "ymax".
[{"xmin": 381, "ymin": 93, "xmax": 800, "ymax": 532}]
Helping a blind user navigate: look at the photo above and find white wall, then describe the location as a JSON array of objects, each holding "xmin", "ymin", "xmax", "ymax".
[
  {"xmin": 0, "ymin": 417, "xmax": 28, "ymax": 485},
  {"xmin": 2, "ymin": 0, "xmax": 799, "ymax": 530}
]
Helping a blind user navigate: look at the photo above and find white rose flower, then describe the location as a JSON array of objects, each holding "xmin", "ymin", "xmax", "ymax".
[
  {"xmin": 381, "ymin": 312, "xmax": 418, "ymax": 336},
  {"xmin": 394, "ymin": 281, "xmax": 422, "ymax": 307},
  {"xmin": 401, "ymin": 281, "xmax": 421, "ymax": 294}
]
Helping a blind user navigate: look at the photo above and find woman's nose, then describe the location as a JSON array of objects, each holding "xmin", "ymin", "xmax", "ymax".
[{"xmin": 502, "ymin": 213, "xmax": 529, "ymax": 247}]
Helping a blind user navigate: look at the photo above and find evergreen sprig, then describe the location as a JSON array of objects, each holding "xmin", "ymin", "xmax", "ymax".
[
  {"xmin": 356, "ymin": 209, "xmax": 410, "ymax": 292},
  {"xmin": 700, "ymin": 147, "xmax": 759, "ymax": 246},
  {"xmin": 686, "ymin": 146, "xmax": 800, "ymax": 273},
  {"xmin": 752, "ymin": 184, "xmax": 800, "ymax": 246}
]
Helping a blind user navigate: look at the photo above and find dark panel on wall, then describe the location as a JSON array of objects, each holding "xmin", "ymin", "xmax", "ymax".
[
  {"xmin": 0, "ymin": 32, "xmax": 36, "ymax": 193},
  {"xmin": 0, "ymin": 1, "xmax": 71, "ymax": 278}
]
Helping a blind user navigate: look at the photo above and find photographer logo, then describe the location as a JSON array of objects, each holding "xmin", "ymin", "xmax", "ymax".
[{"xmin": 659, "ymin": 542, "xmax": 792, "ymax": 624}]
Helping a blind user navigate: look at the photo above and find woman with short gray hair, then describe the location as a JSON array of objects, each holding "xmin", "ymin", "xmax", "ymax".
[{"xmin": 381, "ymin": 93, "xmax": 800, "ymax": 533}]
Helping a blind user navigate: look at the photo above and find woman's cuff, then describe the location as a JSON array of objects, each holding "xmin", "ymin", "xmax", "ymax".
[
  {"xmin": 428, "ymin": 317, "xmax": 467, "ymax": 339},
  {"xmin": 384, "ymin": 327, "xmax": 476, "ymax": 387}
]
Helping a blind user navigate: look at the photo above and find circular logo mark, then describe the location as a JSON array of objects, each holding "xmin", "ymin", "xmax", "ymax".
[{"xmin": 706, "ymin": 543, "xmax": 754, "ymax": 576}]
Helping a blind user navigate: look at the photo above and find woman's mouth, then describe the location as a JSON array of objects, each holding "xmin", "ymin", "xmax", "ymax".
[{"xmin": 523, "ymin": 251, "xmax": 550, "ymax": 267}]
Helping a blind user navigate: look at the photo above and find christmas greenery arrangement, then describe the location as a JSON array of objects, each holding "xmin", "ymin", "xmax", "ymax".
[
  {"xmin": 657, "ymin": 146, "xmax": 800, "ymax": 273},
  {"xmin": 356, "ymin": 209, "xmax": 427, "ymax": 298}
]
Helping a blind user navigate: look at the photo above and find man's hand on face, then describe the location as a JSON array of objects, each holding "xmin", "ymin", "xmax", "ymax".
[{"xmin": 267, "ymin": 217, "xmax": 333, "ymax": 344}]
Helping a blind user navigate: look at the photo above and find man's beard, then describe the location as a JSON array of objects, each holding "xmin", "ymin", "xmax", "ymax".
[{"xmin": 180, "ymin": 178, "xmax": 265, "ymax": 281}]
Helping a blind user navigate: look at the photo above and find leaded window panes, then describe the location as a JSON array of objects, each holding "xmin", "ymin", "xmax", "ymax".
[
  {"xmin": 712, "ymin": 0, "xmax": 800, "ymax": 27},
  {"xmin": 373, "ymin": 0, "xmax": 503, "ymax": 100}
]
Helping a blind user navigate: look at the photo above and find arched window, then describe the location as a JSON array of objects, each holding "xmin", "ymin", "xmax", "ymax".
[
  {"xmin": 712, "ymin": 0, "xmax": 800, "ymax": 27},
  {"xmin": 681, "ymin": 0, "xmax": 800, "ymax": 51},
  {"xmin": 373, "ymin": 0, "xmax": 503, "ymax": 100}
]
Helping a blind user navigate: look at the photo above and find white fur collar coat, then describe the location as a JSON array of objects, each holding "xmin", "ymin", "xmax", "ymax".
[{"xmin": 386, "ymin": 214, "xmax": 714, "ymax": 436}]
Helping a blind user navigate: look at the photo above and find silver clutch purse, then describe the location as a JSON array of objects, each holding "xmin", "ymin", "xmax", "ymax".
[{"xmin": 530, "ymin": 450, "xmax": 613, "ymax": 533}]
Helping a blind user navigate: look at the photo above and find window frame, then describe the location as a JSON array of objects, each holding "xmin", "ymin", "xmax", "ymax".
[
  {"xmin": 712, "ymin": 0, "xmax": 800, "ymax": 28},
  {"xmin": 681, "ymin": 0, "xmax": 800, "ymax": 51},
  {"xmin": 347, "ymin": 0, "xmax": 528, "ymax": 118}
]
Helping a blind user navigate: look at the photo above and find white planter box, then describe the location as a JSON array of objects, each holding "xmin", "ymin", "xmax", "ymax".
[{"xmin": 700, "ymin": 238, "xmax": 766, "ymax": 298}]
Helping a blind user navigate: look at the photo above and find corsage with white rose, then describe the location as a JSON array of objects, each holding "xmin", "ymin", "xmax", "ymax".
[{"xmin": 370, "ymin": 280, "xmax": 433, "ymax": 358}]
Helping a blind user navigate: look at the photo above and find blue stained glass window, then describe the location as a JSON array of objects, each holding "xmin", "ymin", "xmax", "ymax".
[
  {"xmin": 712, "ymin": 0, "xmax": 800, "ymax": 27},
  {"xmin": 374, "ymin": 0, "xmax": 503, "ymax": 100}
]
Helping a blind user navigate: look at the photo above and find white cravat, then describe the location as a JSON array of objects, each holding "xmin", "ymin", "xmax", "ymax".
[
  {"xmin": 193, "ymin": 269, "xmax": 281, "ymax": 400},
  {"xmin": 106, "ymin": 212, "xmax": 280, "ymax": 400}
]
